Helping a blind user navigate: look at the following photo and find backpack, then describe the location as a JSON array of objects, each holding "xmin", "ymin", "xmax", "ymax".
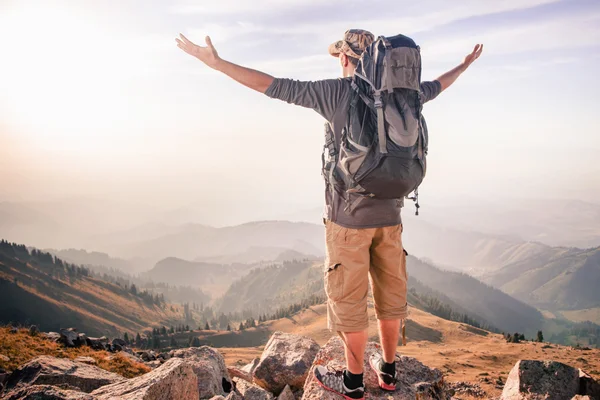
[{"xmin": 325, "ymin": 34, "xmax": 427, "ymax": 216}]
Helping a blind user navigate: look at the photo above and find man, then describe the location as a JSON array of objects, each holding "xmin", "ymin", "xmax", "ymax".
[{"xmin": 176, "ymin": 30, "xmax": 482, "ymax": 399}]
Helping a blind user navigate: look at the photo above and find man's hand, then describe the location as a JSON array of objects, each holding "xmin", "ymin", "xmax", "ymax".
[
  {"xmin": 436, "ymin": 43, "xmax": 484, "ymax": 92},
  {"xmin": 175, "ymin": 33, "xmax": 274, "ymax": 93},
  {"xmin": 176, "ymin": 34, "xmax": 221, "ymax": 69},
  {"xmin": 462, "ymin": 44, "xmax": 483, "ymax": 71}
]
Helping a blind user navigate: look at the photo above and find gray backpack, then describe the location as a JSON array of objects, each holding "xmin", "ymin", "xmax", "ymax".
[{"xmin": 326, "ymin": 34, "xmax": 427, "ymax": 215}]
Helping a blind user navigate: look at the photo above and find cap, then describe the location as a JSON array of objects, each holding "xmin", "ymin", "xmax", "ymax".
[{"xmin": 328, "ymin": 29, "xmax": 375, "ymax": 59}]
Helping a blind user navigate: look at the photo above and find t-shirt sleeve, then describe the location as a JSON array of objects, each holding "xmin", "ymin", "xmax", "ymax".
[
  {"xmin": 264, "ymin": 78, "xmax": 348, "ymax": 121},
  {"xmin": 420, "ymin": 80, "xmax": 442, "ymax": 104}
]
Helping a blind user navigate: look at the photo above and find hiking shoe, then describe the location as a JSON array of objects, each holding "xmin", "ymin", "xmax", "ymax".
[
  {"xmin": 369, "ymin": 353, "xmax": 397, "ymax": 391},
  {"xmin": 314, "ymin": 365, "xmax": 365, "ymax": 400}
]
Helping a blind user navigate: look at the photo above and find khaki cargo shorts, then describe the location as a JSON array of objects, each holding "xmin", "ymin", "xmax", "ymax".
[{"xmin": 324, "ymin": 220, "xmax": 408, "ymax": 332}]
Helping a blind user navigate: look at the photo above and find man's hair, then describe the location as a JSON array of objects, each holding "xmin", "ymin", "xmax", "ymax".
[{"xmin": 348, "ymin": 56, "xmax": 360, "ymax": 66}]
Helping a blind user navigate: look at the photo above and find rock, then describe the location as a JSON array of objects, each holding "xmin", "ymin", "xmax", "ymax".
[
  {"xmin": 139, "ymin": 351, "xmax": 156, "ymax": 362},
  {"xmin": 228, "ymin": 367, "xmax": 253, "ymax": 383},
  {"xmin": 0, "ymin": 354, "xmax": 10, "ymax": 362},
  {"xmin": 233, "ymin": 377, "xmax": 274, "ymax": 400},
  {"xmin": 112, "ymin": 343, "xmax": 123, "ymax": 352},
  {"xmin": 112, "ymin": 338, "xmax": 127, "ymax": 347},
  {"xmin": 571, "ymin": 396, "xmax": 592, "ymax": 400},
  {"xmin": 2, "ymin": 384, "xmax": 95, "ymax": 400},
  {"xmin": 44, "ymin": 332, "xmax": 61, "ymax": 342},
  {"xmin": 302, "ymin": 336, "xmax": 450, "ymax": 400},
  {"xmin": 447, "ymin": 381, "xmax": 486, "ymax": 397},
  {"xmin": 253, "ymin": 332, "xmax": 320, "ymax": 395},
  {"xmin": 60, "ymin": 328, "xmax": 80, "ymax": 347},
  {"xmin": 0, "ymin": 368, "xmax": 9, "ymax": 385},
  {"xmin": 73, "ymin": 357, "xmax": 97, "ymax": 365},
  {"xmin": 579, "ymin": 369, "xmax": 600, "ymax": 398},
  {"xmin": 277, "ymin": 385, "xmax": 295, "ymax": 400},
  {"xmin": 91, "ymin": 358, "xmax": 199, "ymax": 400},
  {"xmin": 9, "ymin": 327, "xmax": 18, "ymax": 334},
  {"xmin": 114, "ymin": 351, "xmax": 143, "ymax": 364},
  {"xmin": 210, "ymin": 396, "xmax": 226, "ymax": 400},
  {"xmin": 86, "ymin": 337, "xmax": 108, "ymax": 351},
  {"xmin": 3, "ymin": 355, "xmax": 125, "ymax": 393},
  {"xmin": 242, "ymin": 358, "xmax": 260, "ymax": 375},
  {"xmin": 28, "ymin": 325, "xmax": 39, "ymax": 336},
  {"xmin": 170, "ymin": 346, "xmax": 233, "ymax": 398},
  {"xmin": 502, "ymin": 360, "xmax": 579, "ymax": 399},
  {"xmin": 226, "ymin": 391, "xmax": 243, "ymax": 400},
  {"xmin": 74, "ymin": 334, "xmax": 88, "ymax": 348},
  {"xmin": 145, "ymin": 360, "xmax": 162, "ymax": 369}
]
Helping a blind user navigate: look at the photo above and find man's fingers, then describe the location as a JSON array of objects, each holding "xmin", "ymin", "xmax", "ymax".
[
  {"xmin": 205, "ymin": 36, "xmax": 214, "ymax": 49},
  {"xmin": 179, "ymin": 33, "xmax": 194, "ymax": 45}
]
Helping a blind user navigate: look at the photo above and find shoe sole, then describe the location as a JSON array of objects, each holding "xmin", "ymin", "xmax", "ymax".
[
  {"xmin": 314, "ymin": 374, "xmax": 365, "ymax": 400},
  {"xmin": 369, "ymin": 357, "xmax": 396, "ymax": 392}
]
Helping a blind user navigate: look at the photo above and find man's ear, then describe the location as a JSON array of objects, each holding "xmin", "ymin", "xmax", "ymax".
[{"xmin": 339, "ymin": 53, "xmax": 349, "ymax": 68}]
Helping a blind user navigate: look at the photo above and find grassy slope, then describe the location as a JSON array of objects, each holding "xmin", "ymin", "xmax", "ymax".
[
  {"xmin": 0, "ymin": 255, "xmax": 189, "ymax": 337},
  {"xmin": 0, "ymin": 326, "xmax": 149, "ymax": 377}
]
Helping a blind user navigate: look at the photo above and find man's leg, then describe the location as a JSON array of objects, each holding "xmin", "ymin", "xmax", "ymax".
[
  {"xmin": 340, "ymin": 330, "xmax": 368, "ymax": 374},
  {"xmin": 368, "ymin": 224, "xmax": 408, "ymax": 390},
  {"xmin": 378, "ymin": 319, "xmax": 401, "ymax": 363},
  {"xmin": 315, "ymin": 220, "xmax": 374, "ymax": 399}
]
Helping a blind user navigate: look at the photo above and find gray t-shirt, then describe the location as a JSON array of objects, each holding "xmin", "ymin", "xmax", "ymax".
[{"xmin": 265, "ymin": 77, "xmax": 441, "ymax": 229}]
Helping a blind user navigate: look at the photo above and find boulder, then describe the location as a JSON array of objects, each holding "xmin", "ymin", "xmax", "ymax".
[
  {"xmin": 226, "ymin": 391, "xmax": 243, "ymax": 400},
  {"xmin": 91, "ymin": 358, "xmax": 199, "ymax": 400},
  {"xmin": 138, "ymin": 351, "xmax": 156, "ymax": 362},
  {"xmin": 9, "ymin": 327, "xmax": 18, "ymax": 334},
  {"xmin": 210, "ymin": 396, "xmax": 226, "ymax": 400},
  {"xmin": 253, "ymin": 332, "xmax": 320, "ymax": 395},
  {"xmin": 44, "ymin": 332, "xmax": 61, "ymax": 342},
  {"xmin": 242, "ymin": 358, "xmax": 260, "ymax": 375},
  {"xmin": 59, "ymin": 328, "xmax": 80, "ymax": 347},
  {"xmin": 86, "ymin": 337, "xmax": 108, "ymax": 351},
  {"xmin": 228, "ymin": 366, "xmax": 253, "ymax": 383},
  {"xmin": 145, "ymin": 360, "xmax": 162, "ymax": 369},
  {"xmin": 3, "ymin": 355, "xmax": 125, "ymax": 393},
  {"xmin": 170, "ymin": 346, "xmax": 233, "ymax": 398},
  {"xmin": 112, "ymin": 338, "xmax": 127, "ymax": 347},
  {"xmin": 578, "ymin": 369, "xmax": 600, "ymax": 399},
  {"xmin": 233, "ymin": 377, "xmax": 274, "ymax": 400},
  {"xmin": 28, "ymin": 325, "xmax": 39, "ymax": 336},
  {"xmin": 73, "ymin": 357, "xmax": 97, "ymax": 365},
  {"xmin": 277, "ymin": 385, "xmax": 295, "ymax": 400},
  {"xmin": 2, "ymin": 384, "xmax": 94, "ymax": 400},
  {"xmin": 502, "ymin": 360, "xmax": 580, "ymax": 399},
  {"xmin": 0, "ymin": 367, "xmax": 9, "ymax": 385},
  {"xmin": 302, "ymin": 336, "xmax": 450, "ymax": 400}
]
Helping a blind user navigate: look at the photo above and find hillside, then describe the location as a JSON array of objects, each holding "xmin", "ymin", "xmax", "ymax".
[
  {"xmin": 0, "ymin": 240, "xmax": 193, "ymax": 337},
  {"xmin": 112, "ymin": 221, "xmax": 325, "ymax": 262},
  {"xmin": 481, "ymin": 246, "xmax": 600, "ymax": 314}
]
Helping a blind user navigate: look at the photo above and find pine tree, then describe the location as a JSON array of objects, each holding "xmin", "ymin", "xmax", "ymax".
[
  {"xmin": 205, "ymin": 322, "xmax": 210, "ymax": 331},
  {"xmin": 152, "ymin": 335, "xmax": 161, "ymax": 349},
  {"xmin": 227, "ymin": 324, "xmax": 231, "ymax": 331},
  {"xmin": 537, "ymin": 330, "xmax": 544, "ymax": 342},
  {"xmin": 189, "ymin": 336, "xmax": 201, "ymax": 347},
  {"xmin": 170, "ymin": 336, "xmax": 177, "ymax": 348},
  {"xmin": 135, "ymin": 332, "xmax": 142, "ymax": 346},
  {"xmin": 239, "ymin": 322, "xmax": 245, "ymax": 331},
  {"xmin": 123, "ymin": 332, "xmax": 130, "ymax": 345},
  {"xmin": 160, "ymin": 326, "xmax": 167, "ymax": 336}
]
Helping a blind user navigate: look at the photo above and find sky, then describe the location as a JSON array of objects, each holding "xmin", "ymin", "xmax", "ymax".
[{"xmin": 1, "ymin": 0, "xmax": 599, "ymax": 224}]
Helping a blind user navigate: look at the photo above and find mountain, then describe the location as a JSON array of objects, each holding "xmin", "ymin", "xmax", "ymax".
[
  {"xmin": 114, "ymin": 221, "xmax": 324, "ymax": 262},
  {"xmin": 480, "ymin": 246, "xmax": 600, "ymax": 313},
  {"xmin": 47, "ymin": 248, "xmax": 149, "ymax": 274},
  {"xmin": 217, "ymin": 255, "xmax": 541, "ymax": 335},
  {"xmin": 195, "ymin": 246, "xmax": 319, "ymax": 265},
  {"xmin": 0, "ymin": 240, "xmax": 191, "ymax": 337},
  {"xmin": 143, "ymin": 257, "xmax": 255, "ymax": 298}
]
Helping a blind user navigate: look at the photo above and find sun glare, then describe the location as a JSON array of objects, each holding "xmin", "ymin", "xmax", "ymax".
[{"xmin": 0, "ymin": 4, "xmax": 136, "ymax": 144}]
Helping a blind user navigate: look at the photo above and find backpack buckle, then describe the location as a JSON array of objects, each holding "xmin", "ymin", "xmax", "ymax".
[{"xmin": 373, "ymin": 93, "xmax": 383, "ymax": 108}]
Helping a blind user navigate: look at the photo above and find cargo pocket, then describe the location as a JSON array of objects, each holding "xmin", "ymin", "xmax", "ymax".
[{"xmin": 324, "ymin": 262, "xmax": 344, "ymax": 302}]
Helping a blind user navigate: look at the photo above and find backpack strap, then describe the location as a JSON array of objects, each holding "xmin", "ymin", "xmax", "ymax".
[{"xmin": 374, "ymin": 90, "xmax": 387, "ymax": 154}]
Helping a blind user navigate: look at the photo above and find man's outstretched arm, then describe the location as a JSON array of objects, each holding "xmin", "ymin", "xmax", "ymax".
[
  {"xmin": 176, "ymin": 34, "xmax": 274, "ymax": 93},
  {"xmin": 436, "ymin": 44, "xmax": 483, "ymax": 92}
]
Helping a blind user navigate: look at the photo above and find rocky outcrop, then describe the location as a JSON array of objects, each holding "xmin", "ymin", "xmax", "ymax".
[
  {"xmin": 233, "ymin": 377, "xmax": 274, "ymax": 400},
  {"xmin": 302, "ymin": 336, "xmax": 450, "ymax": 400},
  {"xmin": 228, "ymin": 366, "xmax": 253, "ymax": 383},
  {"xmin": 242, "ymin": 358, "xmax": 260, "ymax": 375},
  {"xmin": 169, "ymin": 346, "xmax": 233, "ymax": 398},
  {"xmin": 277, "ymin": 384, "xmax": 295, "ymax": 400},
  {"xmin": 3, "ymin": 356, "xmax": 125, "ymax": 393},
  {"xmin": 502, "ymin": 360, "xmax": 600, "ymax": 399},
  {"xmin": 91, "ymin": 358, "xmax": 198, "ymax": 400},
  {"xmin": 253, "ymin": 332, "xmax": 320, "ymax": 395},
  {"xmin": 3, "ymin": 384, "xmax": 94, "ymax": 400}
]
